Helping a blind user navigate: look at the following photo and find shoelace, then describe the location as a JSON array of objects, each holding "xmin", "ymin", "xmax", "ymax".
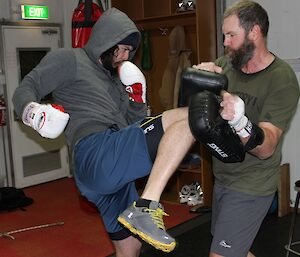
[{"xmin": 145, "ymin": 207, "xmax": 169, "ymax": 230}]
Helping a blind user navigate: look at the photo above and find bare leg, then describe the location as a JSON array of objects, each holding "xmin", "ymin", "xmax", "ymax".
[
  {"xmin": 141, "ymin": 107, "xmax": 195, "ymax": 201},
  {"xmin": 209, "ymin": 251, "xmax": 255, "ymax": 257},
  {"xmin": 210, "ymin": 253, "xmax": 223, "ymax": 257},
  {"xmin": 117, "ymin": 107, "xmax": 195, "ymax": 253},
  {"xmin": 113, "ymin": 236, "xmax": 142, "ymax": 257}
]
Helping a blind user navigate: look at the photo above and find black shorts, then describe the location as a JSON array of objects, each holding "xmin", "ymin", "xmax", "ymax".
[
  {"xmin": 109, "ymin": 115, "xmax": 164, "ymax": 240},
  {"xmin": 140, "ymin": 114, "xmax": 164, "ymax": 163}
]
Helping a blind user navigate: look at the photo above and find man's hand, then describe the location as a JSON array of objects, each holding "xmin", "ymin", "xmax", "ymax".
[
  {"xmin": 192, "ymin": 62, "xmax": 223, "ymax": 73},
  {"xmin": 22, "ymin": 102, "xmax": 70, "ymax": 139},
  {"xmin": 118, "ymin": 61, "xmax": 146, "ymax": 103},
  {"xmin": 220, "ymin": 92, "xmax": 250, "ymax": 138},
  {"xmin": 188, "ymin": 91, "xmax": 245, "ymax": 163}
]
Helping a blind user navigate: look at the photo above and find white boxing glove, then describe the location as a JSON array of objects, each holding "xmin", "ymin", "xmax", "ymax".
[
  {"xmin": 22, "ymin": 102, "xmax": 70, "ymax": 139},
  {"xmin": 228, "ymin": 96, "xmax": 251, "ymax": 138},
  {"xmin": 118, "ymin": 61, "xmax": 146, "ymax": 103}
]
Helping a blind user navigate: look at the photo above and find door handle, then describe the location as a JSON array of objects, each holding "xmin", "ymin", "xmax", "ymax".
[{"xmin": 41, "ymin": 29, "xmax": 58, "ymax": 35}]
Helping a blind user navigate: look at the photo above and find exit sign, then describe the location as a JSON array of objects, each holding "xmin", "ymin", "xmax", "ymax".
[{"xmin": 21, "ymin": 5, "xmax": 49, "ymax": 20}]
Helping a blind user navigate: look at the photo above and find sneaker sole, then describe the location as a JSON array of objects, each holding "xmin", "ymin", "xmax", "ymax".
[{"xmin": 117, "ymin": 216, "xmax": 176, "ymax": 252}]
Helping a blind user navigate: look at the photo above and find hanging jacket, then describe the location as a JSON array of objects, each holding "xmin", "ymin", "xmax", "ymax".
[{"xmin": 159, "ymin": 25, "xmax": 191, "ymax": 110}]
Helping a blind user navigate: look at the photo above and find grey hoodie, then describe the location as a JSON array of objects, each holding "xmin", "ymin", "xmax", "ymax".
[{"xmin": 12, "ymin": 8, "xmax": 146, "ymax": 153}]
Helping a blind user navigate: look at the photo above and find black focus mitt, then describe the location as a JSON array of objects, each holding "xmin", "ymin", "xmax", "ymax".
[
  {"xmin": 179, "ymin": 68, "xmax": 228, "ymax": 107},
  {"xmin": 188, "ymin": 91, "xmax": 245, "ymax": 163}
]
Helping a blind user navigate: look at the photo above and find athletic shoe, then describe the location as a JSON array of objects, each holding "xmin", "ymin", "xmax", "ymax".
[
  {"xmin": 177, "ymin": 1, "xmax": 186, "ymax": 12},
  {"xmin": 186, "ymin": 0, "xmax": 196, "ymax": 11},
  {"xmin": 179, "ymin": 182, "xmax": 201, "ymax": 204},
  {"xmin": 118, "ymin": 201, "xmax": 176, "ymax": 252},
  {"xmin": 187, "ymin": 191, "xmax": 203, "ymax": 206},
  {"xmin": 179, "ymin": 184, "xmax": 192, "ymax": 203}
]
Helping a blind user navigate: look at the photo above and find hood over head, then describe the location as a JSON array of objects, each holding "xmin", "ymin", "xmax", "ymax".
[
  {"xmin": 118, "ymin": 32, "xmax": 139, "ymax": 50},
  {"xmin": 84, "ymin": 8, "xmax": 141, "ymax": 63}
]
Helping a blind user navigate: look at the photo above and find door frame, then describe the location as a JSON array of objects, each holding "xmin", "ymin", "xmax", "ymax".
[{"xmin": 0, "ymin": 22, "xmax": 70, "ymax": 188}]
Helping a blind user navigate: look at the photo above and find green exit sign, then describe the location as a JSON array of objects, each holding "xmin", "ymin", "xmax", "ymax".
[{"xmin": 21, "ymin": 5, "xmax": 49, "ymax": 20}]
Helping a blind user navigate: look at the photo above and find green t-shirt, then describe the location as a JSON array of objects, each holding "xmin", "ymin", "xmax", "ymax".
[{"xmin": 213, "ymin": 56, "xmax": 299, "ymax": 196}]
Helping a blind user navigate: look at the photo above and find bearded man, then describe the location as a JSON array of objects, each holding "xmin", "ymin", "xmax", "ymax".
[{"xmin": 193, "ymin": 1, "xmax": 299, "ymax": 256}]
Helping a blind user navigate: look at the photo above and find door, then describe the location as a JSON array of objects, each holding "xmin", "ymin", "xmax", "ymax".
[{"xmin": 1, "ymin": 25, "xmax": 70, "ymax": 188}]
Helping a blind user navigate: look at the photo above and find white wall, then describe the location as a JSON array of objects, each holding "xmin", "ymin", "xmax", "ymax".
[
  {"xmin": 282, "ymin": 71, "xmax": 300, "ymax": 204},
  {"xmin": 0, "ymin": 0, "xmax": 78, "ymax": 45},
  {"xmin": 0, "ymin": 0, "xmax": 62, "ymax": 22}
]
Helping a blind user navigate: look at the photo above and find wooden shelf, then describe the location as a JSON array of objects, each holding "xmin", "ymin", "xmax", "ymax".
[
  {"xmin": 138, "ymin": 187, "xmax": 182, "ymax": 205},
  {"xmin": 135, "ymin": 12, "xmax": 196, "ymax": 30},
  {"xmin": 161, "ymin": 190, "xmax": 181, "ymax": 204},
  {"xmin": 178, "ymin": 164, "xmax": 201, "ymax": 174}
]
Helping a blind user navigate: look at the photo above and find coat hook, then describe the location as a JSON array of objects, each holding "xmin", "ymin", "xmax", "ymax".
[{"xmin": 159, "ymin": 27, "xmax": 168, "ymax": 36}]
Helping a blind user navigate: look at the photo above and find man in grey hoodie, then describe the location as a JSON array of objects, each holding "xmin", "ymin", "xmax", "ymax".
[{"xmin": 13, "ymin": 7, "xmax": 197, "ymax": 256}]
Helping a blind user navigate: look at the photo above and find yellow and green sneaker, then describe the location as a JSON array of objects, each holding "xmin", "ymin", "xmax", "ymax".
[{"xmin": 118, "ymin": 201, "xmax": 176, "ymax": 252}]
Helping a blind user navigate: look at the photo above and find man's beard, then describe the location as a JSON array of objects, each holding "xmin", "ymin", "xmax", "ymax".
[
  {"xmin": 225, "ymin": 37, "xmax": 255, "ymax": 71},
  {"xmin": 100, "ymin": 47, "xmax": 118, "ymax": 75},
  {"xmin": 101, "ymin": 54, "xmax": 118, "ymax": 75}
]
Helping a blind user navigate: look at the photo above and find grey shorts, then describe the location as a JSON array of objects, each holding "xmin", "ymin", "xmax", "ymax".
[{"xmin": 210, "ymin": 183, "xmax": 275, "ymax": 257}]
